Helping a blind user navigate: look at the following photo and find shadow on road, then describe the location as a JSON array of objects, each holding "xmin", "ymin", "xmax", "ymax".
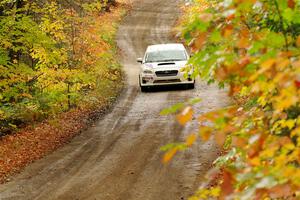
[{"xmin": 143, "ymin": 84, "xmax": 194, "ymax": 93}]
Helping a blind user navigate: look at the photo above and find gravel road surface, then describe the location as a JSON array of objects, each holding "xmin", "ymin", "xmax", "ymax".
[{"xmin": 0, "ymin": 0, "xmax": 229, "ymax": 199}]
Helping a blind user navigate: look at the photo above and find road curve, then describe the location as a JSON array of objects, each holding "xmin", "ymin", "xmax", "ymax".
[{"xmin": 0, "ymin": 0, "xmax": 229, "ymax": 199}]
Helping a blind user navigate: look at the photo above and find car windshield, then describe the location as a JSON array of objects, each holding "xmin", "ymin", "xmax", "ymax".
[{"xmin": 145, "ymin": 50, "xmax": 187, "ymax": 63}]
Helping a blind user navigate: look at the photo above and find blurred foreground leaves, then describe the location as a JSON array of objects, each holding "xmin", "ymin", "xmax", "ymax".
[{"xmin": 164, "ymin": 0, "xmax": 300, "ymax": 198}]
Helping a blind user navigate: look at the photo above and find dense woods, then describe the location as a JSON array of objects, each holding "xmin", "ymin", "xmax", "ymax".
[
  {"xmin": 163, "ymin": 0, "xmax": 300, "ymax": 198},
  {"xmin": 0, "ymin": 0, "xmax": 128, "ymax": 183},
  {"xmin": 0, "ymin": 0, "xmax": 122, "ymax": 135}
]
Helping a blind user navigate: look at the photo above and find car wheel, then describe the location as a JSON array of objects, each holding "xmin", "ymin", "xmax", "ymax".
[{"xmin": 139, "ymin": 76, "xmax": 147, "ymax": 92}]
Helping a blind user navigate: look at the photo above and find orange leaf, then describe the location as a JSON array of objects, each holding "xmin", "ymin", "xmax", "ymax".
[
  {"xmin": 239, "ymin": 56, "xmax": 251, "ymax": 67},
  {"xmin": 229, "ymin": 84, "xmax": 241, "ymax": 96},
  {"xmin": 227, "ymin": 62, "xmax": 240, "ymax": 71},
  {"xmin": 269, "ymin": 184, "xmax": 293, "ymax": 198},
  {"xmin": 226, "ymin": 14, "xmax": 235, "ymax": 21},
  {"xmin": 232, "ymin": 136, "xmax": 247, "ymax": 148},
  {"xmin": 261, "ymin": 58, "xmax": 276, "ymax": 70},
  {"xmin": 176, "ymin": 106, "xmax": 193, "ymax": 126},
  {"xmin": 237, "ymin": 37, "xmax": 249, "ymax": 48},
  {"xmin": 215, "ymin": 65, "xmax": 228, "ymax": 80},
  {"xmin": 200, "ymin": 126, "xmax": 212, "ymax": 141},
  {"xmin": 279, "ymin": 51, "xmax": 293, "ymax": 57},
  {"xmin": 222, "ymin": 25, "xmax": 234, "ymax": 38},
  {"xmin": 292, "ymin": 59, "xmax": 300, "ymax": 68},
  {"xmin": 278, "ymin": 136, "xmax": 292, "ymax": 146},
  {"xmin": 220, "ymin": 170, "xmax": 234, "ymax": 198},
  {"xmin": 163, "ymin": 148, "xmax": 178, "ymax": 164},
  {"xmin": 295, "ymin": 80, "xmax": 300, "ymax": 88},
  {"xmin": 190, "ymin": 32, "xmax": 207, "ymax": 51},
  {"xmin": 21, "ymin": 93, "xmax": 33, "ymax": 99},
  {"xmin": 249, "ymin": 157, "xmax": 260, "ymax": 166},
  {"xmin": 288, "ymin": 0, "xmax": 295, "ymax": 8},
  {"xmin": 296, "ymin": 35, "xmax": 300, "ymax": 47},
  {"xmin": 214, "ymin": 131, "xmax": 227, "ymax": 147},
  {"xmin": 240, "ymin": 28, "xmax": 250, "ymax": 38},
  {"xmin": 247, "ymin": 135, "xmax": 265, "ymax": 158},
  {"xmin": 186, "ymin": 133, "xmax": 197, "ymax": 146}
]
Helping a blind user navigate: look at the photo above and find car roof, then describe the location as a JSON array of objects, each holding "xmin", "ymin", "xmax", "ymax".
[{"xmin": 146, "ymin": 43, "xmax": 186, "ymax": 52}]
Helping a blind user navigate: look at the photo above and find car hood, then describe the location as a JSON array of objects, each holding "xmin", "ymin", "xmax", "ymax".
[{"xmin": 142, "ymin": 60, "xmax": 187, "ymax": 71}]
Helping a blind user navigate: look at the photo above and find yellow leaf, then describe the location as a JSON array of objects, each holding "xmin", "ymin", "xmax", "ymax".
[
  {"xmin": 274, "ymin": 86, "xmax": 298, "ymax": 111},
  {"xmin": 21, "ymin": 93, "xmax": 33, "ymax": 99},
  {"xmin": 291, "ymin": 127, "xmax": 300, "ymax": 137},
  {"xmin": 186, "ymin": 133, "xmax": 197, "ymax": 146},
  {"xmin": 261, "ymin": 58, "xmax": 276, "ymax": 70},
  {"xmin": 276, "ymin": 58, "xmax": 290, "ymax": 70},
  {"xmin": 284, "ymin": 119, "xmax": 296, "ymax": 129},
  {"xmin": 176, "ymin": 106, "xmax": 193, "ymax": 126},
  {"xmin": 249, "ymin": 157, "xmax": 260, "ymax": 166},
  {"xmin": 210, "ymin": 187, "xmax": 221, "ymax": 197},
  {"xmin": 163, "ymin": 148, "xmax": 178, "ymax": 164},
  {"xmin": 260, "ymin": 147, "xmax": 277, "ymax": 158},
  {"xmin": 275, "ymin": 154, "xmax": 288, "ymax": 166}
]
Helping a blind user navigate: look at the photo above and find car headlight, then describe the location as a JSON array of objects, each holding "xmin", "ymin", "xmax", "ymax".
[{"xmin": 143, "ymin": 69, "xmax": 154, "ymax": 74}]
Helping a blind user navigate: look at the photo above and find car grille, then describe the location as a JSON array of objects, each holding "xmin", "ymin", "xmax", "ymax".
[
  {"xmin": 155, "ymin": 70, "xmax": 178, "ymax": 77},
  {"xmin": 153, "ymin": 79, "xmax": 181, "ymax": 84}
]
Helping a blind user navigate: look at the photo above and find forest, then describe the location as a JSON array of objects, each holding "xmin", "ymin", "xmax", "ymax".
[{"xmin": 0, "ymin": 0, "xmax": 122, "ymax": 135}]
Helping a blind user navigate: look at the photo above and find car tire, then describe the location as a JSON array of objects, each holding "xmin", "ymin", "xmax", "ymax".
[{"xmin": 139, "ymin": 76, "xmax": 148, "ymax": 92}]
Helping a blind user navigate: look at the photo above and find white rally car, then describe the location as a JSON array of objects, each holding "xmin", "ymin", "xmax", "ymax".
[{"xmin": 137, "ymin": 43, "xmax": 195, "ymax": 92}]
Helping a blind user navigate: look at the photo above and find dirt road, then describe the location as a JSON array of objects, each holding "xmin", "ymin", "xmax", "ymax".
[{"xmin": 0, "ymin": 0, "xmax": 229, "ymax": 199}]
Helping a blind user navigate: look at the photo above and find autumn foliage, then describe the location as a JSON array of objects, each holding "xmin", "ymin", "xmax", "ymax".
[
  {"xmin": 164, "ymin": 0, "xmax": 300, "ymax": 199},
  {"xmin": 0, "ymin": 0, "xmax": 128, "ymax": 183},
  {"xmin": 0, "ymin": 0, "xmax": 125, "ymax": 135}
]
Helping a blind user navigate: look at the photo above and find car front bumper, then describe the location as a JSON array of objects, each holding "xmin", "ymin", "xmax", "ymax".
[{"xmin": 139, "ymin": 72, "xmax": 194, "ymax": 86}]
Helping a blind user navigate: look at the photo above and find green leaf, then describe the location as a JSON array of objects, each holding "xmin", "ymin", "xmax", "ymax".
[
  {"xmin": 160, "ymin": 143, "xmax": 187, "ymax": 151},
  {"xmin": 282, "ymin": 8, "xmax": 294, "ymax": 23},
  {"xmin": 188, "ymin": 98, "xmax": 202, "ymax": 105},
  {"xmin": 264, "ymin": 32, "xmax": 285, "ymax": 48},
  {"xmin": 160, "ymin": 103, "xmax": 185, "ymax": 115},
  {"xmin": 209, "ymin": 30, "xmax": 222, "ymax": 43}
]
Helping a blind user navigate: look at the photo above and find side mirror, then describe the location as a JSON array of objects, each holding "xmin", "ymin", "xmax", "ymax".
[{"xmin": 137, "ymin": 58, "xmax": 143, "ymax": 64}]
